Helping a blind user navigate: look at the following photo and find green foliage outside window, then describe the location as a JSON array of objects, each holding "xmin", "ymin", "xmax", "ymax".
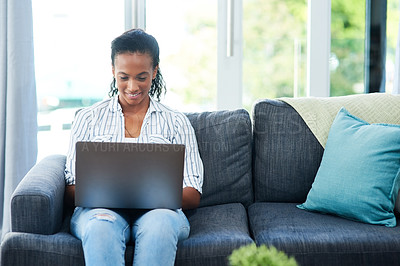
[
  {"xmin": 243, "ymin": 0, "xmax": 308, "ymax": 109},
  {"xmin": 330, "ymin": 0, "xmax": 365, "ymax": 96},
  {"xmin": 163, "ymin": 0, "xmax": 398, "ymax": 110}
]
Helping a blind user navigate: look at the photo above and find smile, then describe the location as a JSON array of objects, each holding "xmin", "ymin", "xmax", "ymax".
[{"xmin": 127, "ymin": 92, "xmax": 141, "ymax": 98}]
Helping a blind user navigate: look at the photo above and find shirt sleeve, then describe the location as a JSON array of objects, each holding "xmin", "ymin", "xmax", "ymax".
[
  {"xmin": 64, "ymin": 109, "xmax": 92, "ymax": 185},
  {"xmin": 173, "ymin": 113, "xmax": 204, "ymax": 194}
]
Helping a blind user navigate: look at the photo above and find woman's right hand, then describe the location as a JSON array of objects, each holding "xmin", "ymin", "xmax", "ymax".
[{"xmin": 64, "ymin": 185, "xmax": 76, "ymax": 209}]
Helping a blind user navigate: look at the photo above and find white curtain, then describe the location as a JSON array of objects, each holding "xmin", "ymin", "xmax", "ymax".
[
  {"xmin": 394, "ymin": 17, "xmax": 400, "ymax": 95},
  {"xmin": 0, "ymin": 0, "xmax": 38, "ymax": 238}
]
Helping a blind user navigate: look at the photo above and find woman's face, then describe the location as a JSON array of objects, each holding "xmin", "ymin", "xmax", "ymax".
[{"xmin": 112, "ymin": 52, "xmax": 158, "ymax": 110}]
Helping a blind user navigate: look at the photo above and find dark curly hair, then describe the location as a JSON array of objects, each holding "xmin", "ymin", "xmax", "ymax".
[{"xmin": 109, "ymin": 29, "xmax": 166, "ymax": 101}]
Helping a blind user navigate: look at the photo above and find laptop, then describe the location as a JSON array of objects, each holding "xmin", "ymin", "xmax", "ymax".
[{"xmin": 75, "ymin": 141, "xmax": 185, "ymax": 209}]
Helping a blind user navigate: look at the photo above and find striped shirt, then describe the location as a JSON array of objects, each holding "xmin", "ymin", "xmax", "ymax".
[{"xmin": 64, "ymin": 96, "xmax": 204, "ymax": 194}]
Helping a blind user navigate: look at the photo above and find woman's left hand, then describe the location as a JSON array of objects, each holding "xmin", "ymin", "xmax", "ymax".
[{"xmin": 182, "ymin": 187, "xmax": 201, "ymax": 210}]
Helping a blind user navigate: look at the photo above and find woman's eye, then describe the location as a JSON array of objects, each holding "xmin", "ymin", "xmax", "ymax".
[
  {"xmin": 119, "ymin": 76, "xmax": 128, "ymax": 81},
  {"xmin": 137, "ymin": 77, "xmax": 146, "ymax": 82}
]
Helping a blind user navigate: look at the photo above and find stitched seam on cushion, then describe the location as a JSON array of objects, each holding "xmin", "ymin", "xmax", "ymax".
[
  {"xmin": 289, "ymin": 250, "xmax": 400, "ymax": 255},
  {"xmin": 4, "ymin": 248, "xmax": 83, "ymax": 259},
  {"xmin": 176, "ymin": 254, "xmax": 235, "ymax": 260},
  {"xmin": 195, "ymin": 116, "xmax": 250, "ymax": 131},
  {"xmin": 7, "ymin": 249, "xmax": 400, "ymax": 259}
]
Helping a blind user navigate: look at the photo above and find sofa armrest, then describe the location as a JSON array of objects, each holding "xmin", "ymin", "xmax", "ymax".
[{"xmin": 11, "ymin": 155, "xmax": 66, "ymax": 235}]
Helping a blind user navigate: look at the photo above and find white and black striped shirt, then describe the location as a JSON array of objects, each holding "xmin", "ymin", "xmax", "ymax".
[{"xmin": 64, "ymin": 96, "xmax": 204, "ymax": 194}]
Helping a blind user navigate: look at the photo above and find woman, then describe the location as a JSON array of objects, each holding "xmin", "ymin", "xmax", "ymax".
[{"xmin": 64, "ymin": 29, "xmax": 204, "ymax": 266}]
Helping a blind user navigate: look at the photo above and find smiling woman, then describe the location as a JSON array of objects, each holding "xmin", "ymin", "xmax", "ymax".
[
  {"xmin": 108, "ymin": 29, "xmax": 166, "ymax": 139},
  {"xmin": 64, "ymin": 29, "xmax": 204, "ymax": 265}
]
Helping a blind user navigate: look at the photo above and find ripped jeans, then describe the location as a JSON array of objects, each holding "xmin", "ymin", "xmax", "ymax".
[{"xmin": 70, "ymin": 207, "xmax": 190, "ymax": 266}]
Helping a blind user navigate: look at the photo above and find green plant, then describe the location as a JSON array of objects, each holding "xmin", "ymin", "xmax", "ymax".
[{"xmin": 229, "ymin": 244, "xmax": 298, "ymax": 266}]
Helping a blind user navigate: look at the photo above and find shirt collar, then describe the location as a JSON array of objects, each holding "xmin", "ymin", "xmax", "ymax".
[
  {"xmin": 148, "ymin": 96, "xmax": 163, "ymax": 113},
  {"xmin": 108, "ymin": 95, "xmax": 121, "ymax": 113}
]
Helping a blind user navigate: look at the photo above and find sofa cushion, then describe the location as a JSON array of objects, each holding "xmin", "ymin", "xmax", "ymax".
[
  {"xmin": 177, "ymin": 203, "xmax": 254, "ymax": 266},
  {"xmin": 252, "ymin": 99, "xmax": 323, "ymax": 202},
  {"xmin": 248, "ymin": 202, "xmax": 400, "ymax": 266},
  {"xmin": 298, "ymin": 108, "xmax": 400, "ymax": 227},
  {"xmin": 185, "ymin": 110, "xmax": 253, "ymax": 207},
  {"xmin": 1, "ymin": 231, "xmax": 85, "ymax": 266},
  {"xmin": 11, "ymin": 155, "xmax": 66, "ymax": 235},
  {"xmin": 3, "ymin": 203, "xmax": 253, "ymax": 266}
]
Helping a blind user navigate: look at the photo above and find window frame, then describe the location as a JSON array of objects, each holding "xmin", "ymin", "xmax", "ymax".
[
  {"xmin": 121, "ymin": 0, "xmax": 388, "ymax": 107},
  {"xmin": 364, "ymin": 0, "xmax": 387, "ymax": 93}
]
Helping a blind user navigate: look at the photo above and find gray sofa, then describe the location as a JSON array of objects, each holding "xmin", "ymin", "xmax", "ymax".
[{"xmin": 2, "ymin": 98, "xmax": 400, "ymax": 266}]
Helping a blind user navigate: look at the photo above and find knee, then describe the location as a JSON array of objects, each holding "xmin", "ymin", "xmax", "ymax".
[
  {"xmin": 83, "ymin": 211, "xmax": 125, "ymax": 242},
  {"xmin": 85, "ymin": 213, "xmax": 113, "ymax": 233},
  {"xmin": 146, "ymin": 209, "xmax": 178, "ymax": 227},
  {"xmin": 136, "ymin": 209, "xmax": 183, "ymax": 237}
]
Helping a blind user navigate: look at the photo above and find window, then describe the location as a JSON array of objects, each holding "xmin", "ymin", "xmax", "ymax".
[
  {"xmin": 146, "ymin": 0, "xmax": 217, "ymax": 112},
  {"xmin": 386, "ymin": 0, "xmax": 400, "ymax": 94},
  {"xmin": 33, "ymin": 0, "xmax": 124, "ymax": 160},
  {"xmin": 330, "ymin": 0, "xmax": 366, "ymax": 96},
  {"xmin": 243, "ymin": 0, "xmax": 308, "ymax": 110},
  {"xmin": 34, "ymin": 0, "xmax": 396, "ymax": 159}
]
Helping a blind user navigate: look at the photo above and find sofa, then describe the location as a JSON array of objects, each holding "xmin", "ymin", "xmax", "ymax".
[{"xmin": 2, "ymin": 95, "xmax": 400, "ymax": 266}]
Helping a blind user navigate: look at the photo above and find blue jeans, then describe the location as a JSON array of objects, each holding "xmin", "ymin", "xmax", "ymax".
[{"xmin": 70, "ymin": 207, "xmax": 190, "ymax": 266}]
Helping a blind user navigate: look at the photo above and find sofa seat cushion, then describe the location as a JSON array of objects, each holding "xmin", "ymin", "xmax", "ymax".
[
  {"xmin": 248, "ymin": 202, "xmax": 400, "ymax": 266},
  {"xmin": 2, "ymin": 203, "xmax": 253, "ymax": 266},
  {"xmin": 176, "ymin": 203, "xmax": 255, "ymax": 266},
  {"xmin": 1, "ymin": 231, "xmax": 85, "ymax": 266}
]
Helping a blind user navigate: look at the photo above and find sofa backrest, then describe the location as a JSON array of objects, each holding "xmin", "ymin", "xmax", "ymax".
[
  {"xmin": 252, "ymin": 99, "xmax": 324, "ymax": 203},
  {"xmin": 185, "ymin": 109, "xmax": 253, "ymax": 208}
]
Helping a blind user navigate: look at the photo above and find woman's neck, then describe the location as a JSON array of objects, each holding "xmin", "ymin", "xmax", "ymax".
[{"xmin": 119, "ymin": 96, "xmax": 150, "ymax": 116}]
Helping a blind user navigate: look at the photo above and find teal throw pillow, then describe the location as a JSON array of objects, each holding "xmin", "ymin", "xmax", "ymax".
[{"xmin": 297, "ymin": 107, "xmax": 400, "ymax": 227}]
